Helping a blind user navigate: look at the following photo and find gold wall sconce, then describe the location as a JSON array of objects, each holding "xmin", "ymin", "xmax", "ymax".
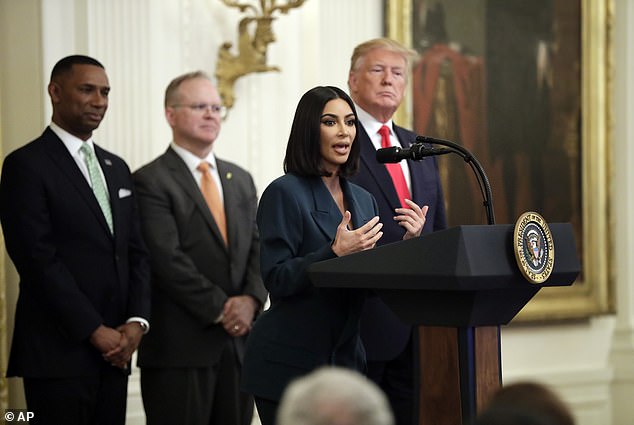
[{"xmin": 215, "ymin": 0, "xmax": 306, "ymax": 114}]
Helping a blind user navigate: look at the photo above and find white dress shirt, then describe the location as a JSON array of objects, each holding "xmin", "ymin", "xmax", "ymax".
[
  {"xmin": 170, "ymin": 142, "xmax": 224, "ymax": 203},
  {"xmin": 354, "ymin": 105, "xmax": 412, "ymax": 192},
  {"xmin": 50, "ymin": 122, "xmax": 110, "ymax": 197}
]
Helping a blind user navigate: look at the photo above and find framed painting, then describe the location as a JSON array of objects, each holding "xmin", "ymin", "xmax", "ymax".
[{"xmin": 385, "ymin": 0, "xmax": 613, "ymax": 321}]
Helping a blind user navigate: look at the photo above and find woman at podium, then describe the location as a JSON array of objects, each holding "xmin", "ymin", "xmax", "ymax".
[{"xmin": 241, "ymin": 86, "xmax": 427, "ymax": 425}]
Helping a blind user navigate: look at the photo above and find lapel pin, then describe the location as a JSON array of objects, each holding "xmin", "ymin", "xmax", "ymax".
[
  {"xmin": 104, "ymin": 159, "xmax": 112, "ymax": 166},
  {"xmin": 226, "ymin": 172, "xmax": 232, "ymax": 180}
]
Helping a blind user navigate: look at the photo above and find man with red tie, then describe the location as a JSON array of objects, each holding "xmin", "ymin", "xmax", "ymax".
[{"xmin": 347, "ymin": 38, "xmax": 448, "ymax": 425}]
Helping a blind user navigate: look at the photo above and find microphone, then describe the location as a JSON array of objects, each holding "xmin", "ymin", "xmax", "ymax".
[
  {"xmin": 376, "ymin": 143, "xmax": 453, "ymax": 163},
  {"xmin": 376, "ymin": 134, "xmax": 496, "ymax": 224},
  {"xmin": 415, "ymin": 135, "xmax": 450, "ymax": 144}
]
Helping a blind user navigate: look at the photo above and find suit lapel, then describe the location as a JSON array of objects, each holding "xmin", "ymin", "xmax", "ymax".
[
  {"xmin": 218, "ymin": 161, "xmax": 238, "ymax": 251},
  {"xmin": 309, "ymin": 178, "xmax": 342, "ymax": 241},
  {"xmin": 392, "ymin": 124, "xmax": 422, "ymax": 203},
  {"xmin": 340, "ymin": 179, "xmax": 373, "ymax": 230},
  {"xmin": 43, "ymin": 129, "xmax": 113, "ymax": 237},
  {"xmin": 394, "ymin": 124, "xmax": 430, "ymax": 206},
  {"xmin": 392, "ymin": 124, "xmax": 416, "ymax": 149},
  {"xmin": 164, "ymin": 148, "xmax": 227, "ymax": 250},
  {"xmin": 358, "ymin": 125, "xmax": 401, "ymax": 210}
]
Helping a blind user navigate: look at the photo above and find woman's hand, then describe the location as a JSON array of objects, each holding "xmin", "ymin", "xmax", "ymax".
[
  {"xmin": 395, "ymin": 199, "xmax": 428, "ymax": 240},
  {"xmin": 332, "ymin": 211, "xmax": 383, "ymax": 256}
]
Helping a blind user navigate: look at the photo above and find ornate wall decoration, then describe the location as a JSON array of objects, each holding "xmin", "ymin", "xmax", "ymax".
[{"xmin": 215, "ymin": 0, "xmax": 306, "ymax": 113}]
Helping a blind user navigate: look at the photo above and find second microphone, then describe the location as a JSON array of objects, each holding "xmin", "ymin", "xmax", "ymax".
[{"xmin": 376, "ymin": 143, "xmax": 453, "ymax": 163}]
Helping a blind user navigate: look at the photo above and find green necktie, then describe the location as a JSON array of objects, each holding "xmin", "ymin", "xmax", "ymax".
[{"xmin": 80, "ymin": 143, "xmax": 113, "ymax": 233}]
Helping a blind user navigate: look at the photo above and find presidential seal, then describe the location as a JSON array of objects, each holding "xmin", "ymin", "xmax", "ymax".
[{"xmin": 513, "ymin": 212, "xmax": 554, "ymax": 284}]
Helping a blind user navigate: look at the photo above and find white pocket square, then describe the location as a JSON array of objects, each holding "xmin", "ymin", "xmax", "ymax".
[{"xmin": 118, "ymin": 188, "xmax": 132, "ymax": 199}]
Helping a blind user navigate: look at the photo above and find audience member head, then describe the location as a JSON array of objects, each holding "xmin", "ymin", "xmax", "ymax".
[
  {"xmin": 284, "ymin": 86, "xmax": 360, "ymax": 178},
  {"xmin": 48, "ymin": 55, "xmax": 109, "ymax": 141},
  {"xmin": 475, "ymin": 382, "xmax": 575, "ymax": 425},
  {"xmin": 164, "ymin": 71, "xmax": 226, "ymax": 158},
  {"xmin": 347, "ymin": 38, "xmax": 417, "ymax": 122},
  {"xmin": 277, "ymin": 366, "xmax": 394, "ymax": 425}
]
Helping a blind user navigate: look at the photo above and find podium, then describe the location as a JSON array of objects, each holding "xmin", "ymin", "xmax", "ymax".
[{"xmin": 308, "ymin": 223, "xmax": 580, "ymax": 425}]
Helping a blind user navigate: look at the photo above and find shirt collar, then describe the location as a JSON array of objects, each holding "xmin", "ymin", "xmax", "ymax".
[
  {"xmin": 354, "ymin": 104, "xmax": 394, "ymax": 137},
  {"xmin": 170, "ymin": 142, "xmax": 218, "ymax": 173},
  {"xmin": 50, "ymin": 121, "xmax": 95, "ymax": 155}
]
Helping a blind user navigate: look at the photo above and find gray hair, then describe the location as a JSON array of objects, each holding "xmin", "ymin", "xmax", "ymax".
[{"xmin": 277, "ymin": 367, "xmax": 394, "ymax": 425}]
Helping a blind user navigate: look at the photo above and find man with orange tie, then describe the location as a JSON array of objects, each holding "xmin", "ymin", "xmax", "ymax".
[
  {"xmin": 347, "ymin": 38, "xmax": 448, "ymax": 425},
  {"xmin": 133, "ymin": 71, "xmax": 267, "ymax": 425}
]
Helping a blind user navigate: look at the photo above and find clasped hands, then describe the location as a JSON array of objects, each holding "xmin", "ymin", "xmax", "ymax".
[
  {"xmin": 331, "ymin": 199, "xmax": 428, "ymax": 257},
  {"xmin": 221, "ymin": 295, "xmax": 258, "ymax": 337},
  {"xmin": 90, "ymin": 323, "xmax": 144, "ymax": 369}
]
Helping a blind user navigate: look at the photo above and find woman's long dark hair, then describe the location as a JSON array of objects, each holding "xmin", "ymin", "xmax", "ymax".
[{"xmin": 284, "ymin": 86, "xmax": 360, "ymax": 178}]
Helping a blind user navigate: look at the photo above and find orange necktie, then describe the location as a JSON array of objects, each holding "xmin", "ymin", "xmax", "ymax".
[
  {"xmin": 197, "ymin": 162, "xmax": 227, "ymax": 244},
  {"xmin": 379, "ymin": 125, "xmax": 411, "ymax": 208}
]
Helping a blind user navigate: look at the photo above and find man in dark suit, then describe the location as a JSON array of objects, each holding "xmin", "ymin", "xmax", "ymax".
[
  {"xmin": 0, "ymin": 55, "xmax": 151, "ymax": 425},
  {"xmin": 134, "ymin": 71, "xmax": 267, "ymax": 425},
  {"xmin": 347, "ymin": 38, "xmax": 448, "ymax": 425}
]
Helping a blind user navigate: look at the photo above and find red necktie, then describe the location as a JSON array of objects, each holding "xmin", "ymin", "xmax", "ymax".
[
  {"xmin": 197, "ymin": 162, "xmax": 228, "ymax": 244},
  {"xmin": 379, "ymin": 125, "xmax": 410, "ymax": 208}
]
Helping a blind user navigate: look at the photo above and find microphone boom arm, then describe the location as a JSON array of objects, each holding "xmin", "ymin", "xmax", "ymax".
[{"xmin": 416, "ymin": 136, "xmax": 496, "ymax": 225}]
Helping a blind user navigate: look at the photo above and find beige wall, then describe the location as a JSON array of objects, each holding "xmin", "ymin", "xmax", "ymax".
[
  {"xmin": 609, "ymin": 0, "xmax": 634, "ymax": 419},
  {"xmin": 0, "ymin": 0, "xmax": 43, "ymax": 409}
]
